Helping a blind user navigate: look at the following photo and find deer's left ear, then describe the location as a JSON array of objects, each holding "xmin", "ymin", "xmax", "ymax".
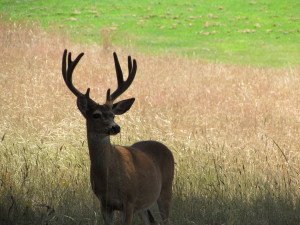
[
  {"xmin": 77, "ymin": 95, "xmax": 88, "ymax": 118},
  {"xmin": 112, "ymin": 98, "xmax": 135, "ymax": 115}
]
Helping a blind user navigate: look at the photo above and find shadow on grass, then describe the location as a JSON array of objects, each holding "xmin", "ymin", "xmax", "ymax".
[
  {"xmin": 0, "ymin": 192, "xmax": 101, "ymax": 225},
  {"xmin": 1, "ymin": 188, "xmax": 299, "ymax": 225},
  {"xmin": 172, "ymin": 191, "xmax": 300, "ymax": 225}
]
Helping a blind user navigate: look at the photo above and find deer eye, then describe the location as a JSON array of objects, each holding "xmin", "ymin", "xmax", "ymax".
[
  {"xmin": 92, "ymin": 113, "xmax": 102, "ymax": 119},
  {"xmin": 108, "ymin": 112, "xmax": 115, "ymax": 119}
]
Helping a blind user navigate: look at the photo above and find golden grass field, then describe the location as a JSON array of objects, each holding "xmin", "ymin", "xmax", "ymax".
[{"xmin": 0, "ymin": 21, "xmax": 299, "ymax": 224}]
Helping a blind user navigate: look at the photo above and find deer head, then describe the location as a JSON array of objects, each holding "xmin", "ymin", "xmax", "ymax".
[{"xmin": 62, "ymin": 50, "xmax": 137, "ymax": 135}]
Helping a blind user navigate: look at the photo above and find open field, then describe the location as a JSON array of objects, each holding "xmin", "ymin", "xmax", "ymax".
[
  {"xmin": 0, "ymin": 0, "xmax": 299, "ymax": 66},
  {"xmin": 0, "ymin": 21, "xmax": 300, "ymax": 224}
]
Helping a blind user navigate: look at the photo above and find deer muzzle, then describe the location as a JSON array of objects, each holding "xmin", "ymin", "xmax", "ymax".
[{"xmin": 109, "ymin": 124, "xmax": 120, "ymax": 135}]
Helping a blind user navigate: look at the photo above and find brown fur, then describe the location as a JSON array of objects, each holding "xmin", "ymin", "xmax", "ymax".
[{"xmin": 87, "ymin": 132, "xmax": 174, "ymax": 225}]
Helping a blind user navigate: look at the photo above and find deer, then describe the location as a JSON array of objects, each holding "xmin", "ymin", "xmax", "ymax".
[{"xmin": 61, "ymin": 49, "xmax": 174, "ymax": 225}]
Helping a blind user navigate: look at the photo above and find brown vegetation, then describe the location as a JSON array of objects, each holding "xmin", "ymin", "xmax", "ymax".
[{"xmin": 0, "ymin": 21, "xmax": 299, "ymax": 224}]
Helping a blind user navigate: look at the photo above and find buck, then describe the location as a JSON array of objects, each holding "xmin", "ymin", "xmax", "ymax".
[{"xmin": 61, "ymin": 50, "xmax": 174, "ymax": 225}]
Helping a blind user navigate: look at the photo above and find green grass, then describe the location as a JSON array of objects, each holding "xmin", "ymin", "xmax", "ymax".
[{"xmin": 0, "ymin": 0, "xmax": 299, "ymax": 66}]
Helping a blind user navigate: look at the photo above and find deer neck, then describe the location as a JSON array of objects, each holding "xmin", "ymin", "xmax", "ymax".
[{"xmin": 86, "ymin": 132, "xmax": 115, "ymax": 170}]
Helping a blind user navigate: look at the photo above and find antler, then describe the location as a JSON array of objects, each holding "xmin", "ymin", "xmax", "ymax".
[
  {"xmin": 106, "ymin": 52, "xmax": 137, "ymax": 105},
  {"xmin": 62, "ymin": 49, "xmax": 90, "ymax": 98},
  {"xmin": 63, "ymin": 50, "xmax": 136, "ymax": 106}
]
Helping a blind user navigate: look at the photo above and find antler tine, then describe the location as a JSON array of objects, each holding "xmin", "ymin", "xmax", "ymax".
[
  {"xmin": 62, "ymin": 49, "xmax": 85, "ymax": 97},
  {"xmin": 128, "ymin": 55, "xmax": 133, "ymax": 74},
  {"xmin": 106, "ymin": 88, "xmax": 111, "ymax": 103},
  {"xmin": 109, "ymin": 52, "xmax": 137, "ymax": 102}
]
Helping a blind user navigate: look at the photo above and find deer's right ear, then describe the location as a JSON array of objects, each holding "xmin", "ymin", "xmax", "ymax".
[
  {"xmin": 77, "ymin": 96, "xmax": 88, "ymax": 117},
  {"xmin": 112, "ymin": 98, "xmax": 135, "ymax": 115}
]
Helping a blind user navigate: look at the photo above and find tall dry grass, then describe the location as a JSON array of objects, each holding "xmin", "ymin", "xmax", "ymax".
[{"xmin": 0, "ymin": 20, "xmax": 300, "ymax": 224}]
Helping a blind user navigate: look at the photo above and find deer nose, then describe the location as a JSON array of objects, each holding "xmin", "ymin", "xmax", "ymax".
[{"xmin": 109, "ymin": 124, "xmax": 120, "ymax": 135}]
